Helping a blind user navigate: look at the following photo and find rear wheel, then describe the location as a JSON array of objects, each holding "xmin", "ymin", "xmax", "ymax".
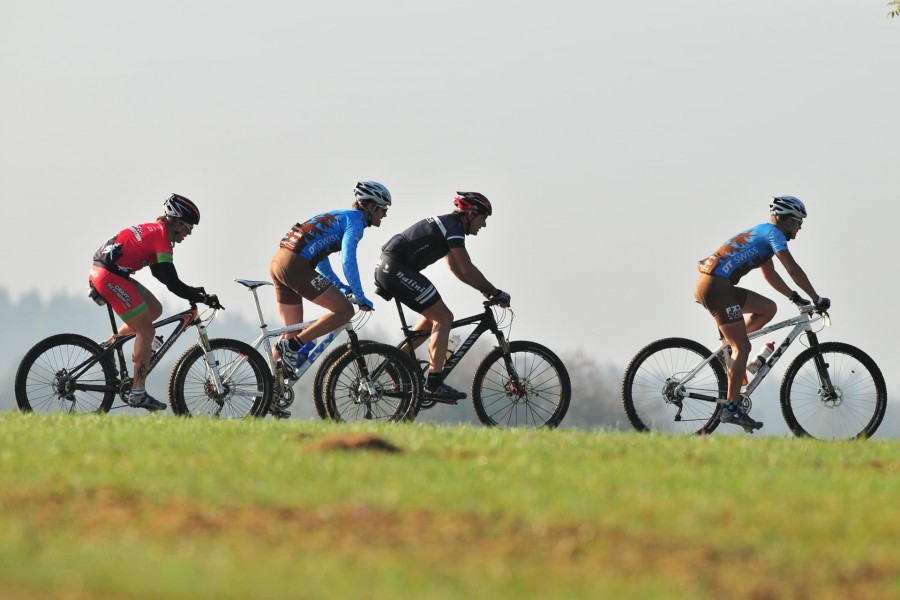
[
  {"xmin": 780, "ymin": 342, "xmax": 887, "ymax": 440},
  {"xmin": 168, "ymin": 338, "xmax": 272, "ymax": 418},
  {"xmin": 621, "ymin": 337, "xmax": 725, "ymax": 435},
  {"xmin": 472, "ymin": 341, "xmax": 571, "ymax": 428},
  {"xmin": 323, "ymin": 344, "xmax": 419, "ymax": 422},
  {"xmin": 15, "ymin": 333, "xmax": 117, "ymax": 414}
]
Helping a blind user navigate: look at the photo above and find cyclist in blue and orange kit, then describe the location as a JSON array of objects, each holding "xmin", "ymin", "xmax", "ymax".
[
  {"xmin": 270, "ymin": 181, "xmax": 390, "ymax": 382},
  {"xmin": 694, "ymin": 195, "xmax": 830, "ymax": 432},
  {"xmin": 89, "ymin": 194, "xmax": 223, "ymax": 411}
]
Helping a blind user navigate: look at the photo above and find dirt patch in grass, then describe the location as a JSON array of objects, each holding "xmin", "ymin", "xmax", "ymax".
[{"xmin": 306, "ymin": 432, "xmax": 403, "ymax": 454}]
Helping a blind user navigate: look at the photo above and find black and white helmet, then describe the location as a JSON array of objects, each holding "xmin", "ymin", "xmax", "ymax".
[
  {"xmin": 770, "ymin": 195, "xmax": 807, "ymax": 221},
  {"xmin": 353, "ymin": 181, "xmax": 392, "ymax": 207},
  {"xmin": 163, "ymin": 193, "xmax": 201, "ymax": 225}
]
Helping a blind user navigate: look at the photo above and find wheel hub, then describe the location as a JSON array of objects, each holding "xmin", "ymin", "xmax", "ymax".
[{"xmin": 821, "ymin": 386, "xmax": 844, "ymax": 408}]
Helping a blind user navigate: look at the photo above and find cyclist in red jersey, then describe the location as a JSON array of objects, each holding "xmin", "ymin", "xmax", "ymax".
[{"xmin": 88, "ymin": 194, "xmax": 223, "ymax": 411}]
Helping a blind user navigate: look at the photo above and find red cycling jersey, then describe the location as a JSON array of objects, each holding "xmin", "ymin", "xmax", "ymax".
[{"xmin": 92, "ymin": 221, "xmax": 174, "ymax": 276}]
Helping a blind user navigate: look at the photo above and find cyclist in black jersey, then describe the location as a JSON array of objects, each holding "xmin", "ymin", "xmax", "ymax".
[{"xmin": 374, "ymin": 192, "xmax": 510, "ymax": 401}]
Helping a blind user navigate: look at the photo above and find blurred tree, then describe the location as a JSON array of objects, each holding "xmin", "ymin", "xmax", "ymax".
[{"xmin": 891, "ymin": 1, "xmax": 900, "ymax": 18}]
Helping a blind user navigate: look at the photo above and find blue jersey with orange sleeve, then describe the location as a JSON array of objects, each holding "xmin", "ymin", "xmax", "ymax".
[
  {"xmin": 698, "ymin": 223, "xmax": 788, "ymax": 284},
  {"xmin": 279, "ymin": 208, "xmax": 369, "ymax": 302}
]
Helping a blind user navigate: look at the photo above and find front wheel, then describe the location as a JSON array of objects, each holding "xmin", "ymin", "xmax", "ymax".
[
  {"xmin": 621, "ymin": 337, "xmax": 726, "ymax": 435},
  {"xmin": 323, "ymin": 343, "xmax": 419, "ymax": 423},
  {"xmin": 472, "ymin": 341, "xmax": 571, "ymax": 428},
  {"xmin": 780, "ymin": 342, "xmax": 887, "ymax": 440},
  {"xmin": 15, "ymin": 333, "xmax": 118, "ymax": 414},
  {"xmin": 168, "ymin": 338, "xmax": 272, "ymax": 418},
  {"xmin": 311, "ymin": 340, "xmax": 378, "ymax": 420}
]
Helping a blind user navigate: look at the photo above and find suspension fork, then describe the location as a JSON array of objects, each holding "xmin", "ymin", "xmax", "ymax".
[
  {"xmin": 194, "ymin": 318, "xmax": 227, "ymax": 395},
  {"xmin": 804, "ymin": 331, "xmax": 837, "ymax": 397},
  {"xmin": 346, "ymin": 329, "xmax": 379, "ymax": 396}
]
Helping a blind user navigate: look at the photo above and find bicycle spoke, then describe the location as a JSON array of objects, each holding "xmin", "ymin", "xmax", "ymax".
[
  {"xmin": 781, "ymin": 343, "xmax": 886, "ymax": 440},
  {"xmin": 622, "ymin": 338, "xmax": 724, "ymax": 435},
  {"xmin": 472, "ymin": 341, "xmax": 571, "ymax": 428}
]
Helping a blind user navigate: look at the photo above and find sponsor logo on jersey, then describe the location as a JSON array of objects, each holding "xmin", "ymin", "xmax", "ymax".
[{"xmin": 106, "ymin": 282, "xmax": 133, "ymax": 308}]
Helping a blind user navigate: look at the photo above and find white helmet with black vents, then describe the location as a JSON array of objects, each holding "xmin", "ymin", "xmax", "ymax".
[
  {"xmin": 770, "ymin": 195, "xmax": 807, "ymax": 220},
  {"xmin": 354, "ymin": 181, "xmax": 392, "ymax": 207}
]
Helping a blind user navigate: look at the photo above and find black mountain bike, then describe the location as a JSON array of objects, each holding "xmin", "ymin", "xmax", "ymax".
[
  {"xmin": 15, "ymin": 292, "xmax": 272, "ymax": 418},
  {"xmin": 382, "ymin": 297, "xmax": 571, "ymax": 428}
]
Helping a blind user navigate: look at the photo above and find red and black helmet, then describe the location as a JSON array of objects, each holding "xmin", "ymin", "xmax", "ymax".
[
  {"xmin": 453, "ymin": 191, "xmax": 492, "ymax": 216},
  {"xmin": 163, "ymin": 193, "xmax": 201, "ymax": 225}
]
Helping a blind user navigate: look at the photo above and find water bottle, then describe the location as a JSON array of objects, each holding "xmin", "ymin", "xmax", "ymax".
[
  {"xmin": 151, "ymin": 335, "xmax": 164, "ymax": 352},
  {"xmin": 294, "ymin": 341, "xmax": 316, "ymax": 371},
  {"xmin": 445, "ymin": 334, "xmax": 461, "ymax": 361},
  {"xmin": 746, "ymin": 342, "xmax": 775, "ymax": 374}
]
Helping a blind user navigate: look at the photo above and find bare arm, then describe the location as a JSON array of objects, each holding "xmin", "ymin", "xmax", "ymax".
[
  {"xmin": 773, "ymin": 249, "xmax": 819, "ymax": 301},
  {"xmin": 446, "ymin": 247, "xmax": 498, "ymax": 297}
]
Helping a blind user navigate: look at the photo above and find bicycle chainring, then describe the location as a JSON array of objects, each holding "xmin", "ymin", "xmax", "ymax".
[{"xmin": 273, "ymin": 385, "xmax": 295, "ymax": 409}]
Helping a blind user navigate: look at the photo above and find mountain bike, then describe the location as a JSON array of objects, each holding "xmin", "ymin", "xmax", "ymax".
[
  {"xmin": 231, "ymin": 279, "xmax": 420, "ymax": 422},
  {"xmin": 15, "ymin": 291, "xmax": 272, "ymax": 418},
  {"xmin": 380, "ymin": 296, "xmax": 571, "ymax": 428},
  {"xmin": 621, "ymin": 304, "xmax": 887, "ymax": 439}
]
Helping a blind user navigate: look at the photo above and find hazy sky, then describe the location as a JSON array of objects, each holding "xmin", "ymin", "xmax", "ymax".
[{"xmin": 3, "ymin": 2, "xmax": 899, "ymax": 406}]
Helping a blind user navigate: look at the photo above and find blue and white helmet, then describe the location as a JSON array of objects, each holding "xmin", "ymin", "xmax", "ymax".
[
  {"xmin": 770, "ymin": 195, "xmax": 807, "ymax": 220},
  {"xmin": 354, "ymin": 181, "xmax": 392, "ymax": 207}
]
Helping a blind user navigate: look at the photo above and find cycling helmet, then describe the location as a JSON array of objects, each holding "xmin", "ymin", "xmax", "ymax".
[
  {"xmin": 163, "ymin": 193, "xmax": 201, "ymax": 225},
  {"xmin": 770, "ymin": 195, "xmax": 807, "ymax": 221},
  {"xmin": 453, "ymin": 191, "xmax": 493, "ymax": 216},
  {"xmin": 354, "ymin": 181, "xmax": 392, "ymax": 207}
]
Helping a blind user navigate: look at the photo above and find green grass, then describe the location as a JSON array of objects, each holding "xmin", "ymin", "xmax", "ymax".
[{"xmin": 1, "ymin": 413, "xmax": 899, "ymax": 599}]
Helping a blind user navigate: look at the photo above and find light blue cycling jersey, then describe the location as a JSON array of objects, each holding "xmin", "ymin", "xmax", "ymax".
[
  {"xmin": 699, "ymin": 222, "xmax": 788, "ymax": 284},
  {"xmin": 279, "ymin": 208, "xmax": 371, "ymax": 306}
]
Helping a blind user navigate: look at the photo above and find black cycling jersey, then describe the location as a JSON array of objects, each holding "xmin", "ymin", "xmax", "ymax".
[{"xmin": 380, "ymin": 213, "xmax": 465, "ymax": 270}]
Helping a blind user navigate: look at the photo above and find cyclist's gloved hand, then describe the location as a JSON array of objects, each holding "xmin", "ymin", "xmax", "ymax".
[
  {"xmin": 489, "ymin": 289, "xmax": 511, "ymax": 307},
  {"xmin": 789, "ymin": 291, "xmax": 811, "ymax": 306},
  {"xmin": 338, "ymin": 284, "xmax": 353, "ymax": 296},
  {"xmin": 356, "ymin": 295, "xmax": 375, "ymax": 312},
  {"xmin": 814, "ymin": 296, "xmax": 831, "ymax": 312},
  {"xmin": 203, "ymin": 293, "xmax": 224, "ymax": 310}
]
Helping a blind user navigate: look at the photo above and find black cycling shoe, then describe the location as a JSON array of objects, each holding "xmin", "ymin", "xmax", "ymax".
[
  {"xmin": 719, "ymin": 404, "xmax": 763, "ymax": 433},
  {"xmin": 269, "ymin": 405, "xmax": 291, "ymax": 419},
  {"xmin": 425, "ymin": 383, "xmax": 467, "ymax": 402},
  {"xmin": 128, "ymin": 393, "xmax": 167, "ymax": 412}
]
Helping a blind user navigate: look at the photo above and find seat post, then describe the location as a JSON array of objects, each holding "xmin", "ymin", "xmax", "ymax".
[{"xmin": 394, "ymin": 298, "xmax": 411, "ymax": 333}]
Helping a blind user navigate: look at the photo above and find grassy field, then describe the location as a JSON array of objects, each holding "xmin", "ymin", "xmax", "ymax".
[{"xmin": 1, "ymin": 413, "xmax": 899, "ymax": 599}]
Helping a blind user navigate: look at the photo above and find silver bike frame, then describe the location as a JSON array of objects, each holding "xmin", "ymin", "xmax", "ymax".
[{"xmin": 676, "ymin": 305, "xmax": 827, "ymax": 402}]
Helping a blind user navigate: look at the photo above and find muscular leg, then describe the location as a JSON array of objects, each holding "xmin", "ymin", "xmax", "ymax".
[
  {"xmin": 122, "ymin": 289, "xmax": 162, "ymax": 391},
  {"xmin": 719, "ymin": 290, "xmax": 777, "ymax": 401},
  {"xmin": 289, "ymin": 287, "xmax": 354, "ymax": 343},
  {"xmin": 742, "ymin": 290, "xmax": 777, "ymax": 333},
  {"xmin": 419, "ymin": 299, "xmax": 454, "ymax": 374},
  {"xmin": 718, "ymin": 321, "xmax": 750, "ymax": 402}
]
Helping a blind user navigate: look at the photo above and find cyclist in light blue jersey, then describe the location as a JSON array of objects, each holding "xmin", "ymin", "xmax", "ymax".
[
  {"xmin": 694, "ymin": 195, "xmax": 830, "ymax": 432},
  {"xmin": 270, "ymin": 181, "xmax": 390, "ymax": 378}
]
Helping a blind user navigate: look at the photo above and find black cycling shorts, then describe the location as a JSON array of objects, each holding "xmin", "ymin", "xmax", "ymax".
[{"xmin": 374, "ymin": 253, "xmax": 442, "ymax": 313}]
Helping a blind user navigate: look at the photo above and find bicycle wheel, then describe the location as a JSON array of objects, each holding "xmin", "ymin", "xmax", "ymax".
[
  {"xmin": 322, "ymin": 343, "xmax": 419, "ymax": 423},
  {"xmin": 780, "ymin": 342, "xmax": 887, "ymax": 440},
  {"xmin": 471, "ymin": 341, "xmax": 571, "ymax": 428},
  {"xmin": 621, "ymin": 337, "xmax": 726, "ymax": 435},
  {"xmin": 168, "ymin": 338, "xmax": 272, "ymax": 418},
  {"xmin": 311, "ymin": 340, "xmax": 377, "ymax": 420},
  {"xmin": 15, "ymin": 333, "xmax": 117, "ymax": 414}
]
